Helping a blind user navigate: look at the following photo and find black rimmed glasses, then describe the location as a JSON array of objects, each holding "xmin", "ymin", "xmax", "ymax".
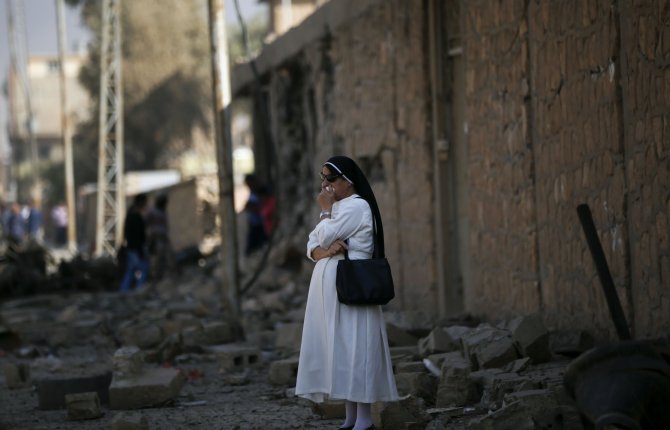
[{"xmin": 320, "ymin": 172, "xmax": 342, "ymax": 183}]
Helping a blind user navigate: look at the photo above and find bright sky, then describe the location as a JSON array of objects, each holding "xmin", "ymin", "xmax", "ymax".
[{"xmin": 0, "ymin": 0, "xmax": 267, "ymax": 157}]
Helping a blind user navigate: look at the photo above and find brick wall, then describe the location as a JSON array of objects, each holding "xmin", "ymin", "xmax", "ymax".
[
  {"xmin": 238, "ymin": 0, "xmax": 669, "ymax": 339},
  {"xmin": 464, "ymin": 0, "xmax": 669, "ymax": 338}
]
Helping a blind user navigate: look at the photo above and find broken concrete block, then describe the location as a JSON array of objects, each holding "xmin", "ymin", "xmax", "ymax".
[
  {"xmin": 268, "ymin": 356, "xmax": 299, "ymax": 386},
  {"xmin": 201, "ymin": 321, "xmax": 235, "ymax": 344},
  {"xmin": 36, "ymin": 371, "xmax": 113, "ymax": 410},
  {"xmin": 274, "ymin": 322, "xmax": 303, "ymax": 352},
  {"xmin": 311, "ymin": 400, "xmax": 345, "ymax": 419},
  {"xmin": 504, "ymin": 357, "xmax": 531, "ymax": 374},
  {"xmin": 479, "ymin": 373, "xmax": 541, "ymax": 409},
  {"xmin": 386, "ymin": 323, "xmax": 420, "ymax": 347},
  {"xmin": 390, "ymin": 345, "xmax": 420, "ymax": 365},
  {"xmin": 467, "ymin": 389, "xmax": 560, "ymax": 429},
  {"xmin": 118, "ymin": 322, "xmax": 163, "ymax": 349},
  {"xmin": 371, "ymin": 395, "xmax": 431, "ymax": 430},
  {"xmin": 65, "ymin": 392, "xmax": 103, "ymax": 420},
  {"xmin": 418, "ymin": 326, "xmax": 470, "ymax": 356},
  {"xmin": 2, "ymin": 362, "xmax": 31, "ymax": 388},
  {"xmin": 507, "ymin": 315, "xmax": 551, "ymax": 363},
  {"xmin": 113, "ymin": 346, "xmax": 144, "ymax": 378},
  {"xmin": 435, "ymin": 368, "xmax": 478, "ymax": 407},
  {"xmin": 435, "ymin": 351, "xmax": 476, "ymax": 408},
  {"xmin": 206, "ymin": 344, "xmax": 261, "ymax": 373},
  {"xmin": 246, "ymin": 330, "xmax": 277, "ymax": 350},
  {"xmin": 111, "ymin": 412, "xmax": 149, "ymax": 430},
  {"xmin": 144, "ymin": 333, "xmax": 181, "ymax": 364},
  {"xmin": 395, "ymin": 361, "xmax": 427, "ymax": 373},
  {"xmin": 549, "ymin": 330, "xmax": 595, "ymax": 357},
  {"xmin": 109, "ymin": 367, "xmax": 185, "ymax": 409},
  {"xmin": 461, "ymin": 326, "xmax": 518, "ymax": 369},
  {"xmin": 395, "ymin": 372, "xmax": 438, "ymax": 404}
]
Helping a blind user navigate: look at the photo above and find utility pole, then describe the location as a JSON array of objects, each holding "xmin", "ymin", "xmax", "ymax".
[
  {"xmin": 6, "ymin": 0, "xmax": 40, "ymax": 203},
  {"xmin": 95, "ymin": 0, "xmax": 125, "ymax": 256},
  {"xmin": 56, "ymin": 0, "xmax": 77, "ymax": 254},
  {"xmin": 207, "ymin": 0, "xmax": 240, "ymax": 317}
]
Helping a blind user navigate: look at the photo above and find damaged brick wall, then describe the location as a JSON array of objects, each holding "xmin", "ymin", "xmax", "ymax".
[
  {"xmin": 465, "ymin": 0, "xmax": 669, "ymax": 338},
  {"xmin": 240, "ymin": 0, "xmax": 669, "ymax": 339},
  {"xmin": 617, "ymin": 0, "xmax": 670, "ymax": 337},
  {"xmin": 262, "ymin": 0, "xmax": 438, "ymax": 313}
]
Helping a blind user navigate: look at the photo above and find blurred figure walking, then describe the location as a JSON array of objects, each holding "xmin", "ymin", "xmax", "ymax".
[
  {"xmin": 119, "ymin": 193, "xmax": 149, "ymax": 293},
  {"xmin": 146, "ymin": 194, "xmax": 171, "ymax": 281},
  {"xmin": 51, "ymin": 201, "xmax": 68, "ymax": 247}
]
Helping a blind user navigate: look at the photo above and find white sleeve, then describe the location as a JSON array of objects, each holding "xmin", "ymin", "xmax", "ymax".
[
  {"xmin": 306, "ymin": 229, "xmax": 320, "ymax": 262},
  {"xmin": 313, "ymin": 199, "xmax": 366, "ymax": 249}
]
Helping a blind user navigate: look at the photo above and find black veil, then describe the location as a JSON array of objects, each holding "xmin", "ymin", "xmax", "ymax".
[{"xmin": 324, "ymin": 156, "xmax": 385, "ymax": 258}]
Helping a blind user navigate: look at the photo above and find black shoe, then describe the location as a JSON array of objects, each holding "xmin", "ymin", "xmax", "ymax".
[{"xmin": 338, "ymin": 426, "xmax": 354, "ymax": 430}]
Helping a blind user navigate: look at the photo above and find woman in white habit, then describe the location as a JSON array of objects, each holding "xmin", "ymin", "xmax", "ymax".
[{"xmin": 296, "ymin": 155, "xmax": 398, "ymax": 430}]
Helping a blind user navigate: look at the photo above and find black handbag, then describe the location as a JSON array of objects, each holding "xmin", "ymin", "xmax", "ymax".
[{"xmin": 335, "ymin": 225, "xmax": 395, "ymax": 306}]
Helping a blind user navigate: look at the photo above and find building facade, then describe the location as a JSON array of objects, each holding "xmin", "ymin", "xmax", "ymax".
[{"xmin": 233, "ymin": 0, "xmax": 669, "ymax": 340}]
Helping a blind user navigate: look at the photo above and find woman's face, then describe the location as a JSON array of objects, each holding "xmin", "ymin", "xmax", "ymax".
[{"xmin": 321, "ymin": 165, "xmax": 353, "ymax": 201}]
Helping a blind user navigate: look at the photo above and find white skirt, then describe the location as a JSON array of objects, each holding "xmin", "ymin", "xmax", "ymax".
[{"xmin": 295, "ymin": 255, "xmax": 398, "ymax": 403}]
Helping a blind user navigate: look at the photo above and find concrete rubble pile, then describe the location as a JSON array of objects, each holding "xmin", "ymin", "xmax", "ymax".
[{"xmin": 0, "ymin": 243, "xmax": 595, "ymax": 429}]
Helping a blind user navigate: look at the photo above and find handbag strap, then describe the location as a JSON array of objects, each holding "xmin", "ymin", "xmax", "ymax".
[{"xmin": 342, "ymin": 197, "xmax": 381, "ymax": 260}]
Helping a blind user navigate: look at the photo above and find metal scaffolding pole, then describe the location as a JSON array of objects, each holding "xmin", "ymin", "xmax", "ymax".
[
  {"xmin": 208, "ymin": 0, "xmax": 240, "ymax": 317},
  {"xmin": 95, "ymin": 0, "xmax": 125, "ymax": 256},
  {"xmin": 56, "ymin": 0, "xmax": 78, "ymax": 253}
]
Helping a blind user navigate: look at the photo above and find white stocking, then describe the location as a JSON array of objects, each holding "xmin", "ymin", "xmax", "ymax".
[
  {"xmin": 354, "ymin": 402, "xmax": 372, "ymax": 430},
  {"xmin": 341, "ymin": 400, "xmax": 357, "ymax": 428}
]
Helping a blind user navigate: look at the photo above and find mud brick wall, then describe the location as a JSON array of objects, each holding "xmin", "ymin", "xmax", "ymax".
[
  {"xmin": 238, "ymin": 0, "xmax": 669, "ymax": 339},
  {"xmin": 262, "ymin": 0, "xmax": 438, "ymax": 313},
  {"xmin": 462, "ymin": 0, "xmax": 542, "ymax": 318},
  {"xmin": 464, "ymin": 0, "xmax": 669, "ymax": 338},
  {"xmin": 617, "ymin": 0, "xmax": 670, "ymax": 337}
]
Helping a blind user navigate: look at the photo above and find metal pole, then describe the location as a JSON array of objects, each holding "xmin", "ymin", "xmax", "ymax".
[
  {"xmin": 95, "ymin": 0, "xmax": 124, "ymax": 256},
  {"xmin": 208, "ymin": 0, "xmax": 240, "ymax": 317},
  {"xmin": 56, "ymin": 0, "xmax": 77, "ymax": 253}
]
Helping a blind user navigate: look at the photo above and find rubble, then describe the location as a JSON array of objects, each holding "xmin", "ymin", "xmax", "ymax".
[
  {"xmin": 65, "ymin": 392, "xmax": 103, "ymax": 420},
  {"xmin": 0, "ymin": 246, "xmax": 590, "ymax": 429}
]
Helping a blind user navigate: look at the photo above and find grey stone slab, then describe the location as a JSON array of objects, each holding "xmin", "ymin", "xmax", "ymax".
[
  {"xmin": 36, "ymin": 371, "xmax": 112, "ymax": 410},
  {"xmin": 109, "ymin": 367, "xmax": 185, "ymax": 410}
]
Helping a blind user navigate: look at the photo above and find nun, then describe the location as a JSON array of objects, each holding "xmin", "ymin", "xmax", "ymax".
[{"xmin": 296, "ymin": 155, "xmax": 398, "ymax": 430}]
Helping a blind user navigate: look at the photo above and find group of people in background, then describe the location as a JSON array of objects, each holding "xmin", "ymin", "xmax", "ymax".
[
  {"xmin": 0, "ymin": 199, "xmax": 69, "ymax": 248},
  {"xmin": 119, "ymin": 193, "xmax": 172, "ymax": 293}
]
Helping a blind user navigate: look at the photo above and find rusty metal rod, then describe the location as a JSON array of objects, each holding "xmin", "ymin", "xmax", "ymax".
[{"xmin": 577, "ymin": 204, "xmax": 632, "ymax": 340}]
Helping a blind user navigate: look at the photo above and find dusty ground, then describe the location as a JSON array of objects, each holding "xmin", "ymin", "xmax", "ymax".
[{"xmin": 0, "ymin": 358, "xmax": 342, "ymax": 430}]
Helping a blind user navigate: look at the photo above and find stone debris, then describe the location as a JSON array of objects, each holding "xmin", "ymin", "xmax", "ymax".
[
  {"xmin": 111, "ymin": 412, "xmax": 149, "ymax": 430},
  {"xmin": 65, "ymin": 392, "xmax": 103, "ymax": 420},
  {"xmin": 109, "ymin": 366, "xmax": 186, "ymax": 409},
  {"xmin": 0, "ymin": 250, "xmax": 588, "ymax": 429},
  {"xmin": 2, "ymin": 361, "xmax": 31, "ymax": 388}
]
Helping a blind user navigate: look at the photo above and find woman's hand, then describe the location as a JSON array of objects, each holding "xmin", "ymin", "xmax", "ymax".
[
  {"xmin": 317, "ymin": 185, "xmax": 335, "ymax": 211},
  {"xmin": 310, "ymin": 240, "xmax": 349, "ymax": 260}
]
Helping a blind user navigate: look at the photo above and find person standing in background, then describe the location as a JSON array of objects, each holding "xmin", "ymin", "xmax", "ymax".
[
  {"xmin": 26, "ymin": 199, "xmax": 43, "ymax": 242},
  {"xmin": 119, "ymin": 193, "xmax": 149, "ymax": 293},
  {"xmin": 146, "ymin": 194, "xmax": 171, "ymax": 280},
  {"xmin": 51, "ymin": 201, "xmax": 68, "ymax": 247},
  {"xmin": 243, "ymin": 174, "xmax": 268, "ymax": 256},
  {"xmin": 6, "ymin": 202, "xmax": 26, "ymax": 247}
]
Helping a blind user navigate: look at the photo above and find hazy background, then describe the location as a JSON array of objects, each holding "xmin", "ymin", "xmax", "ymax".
[{"xmin": 0, "ymin": 0, "xmax": 267, "ymax": 159}]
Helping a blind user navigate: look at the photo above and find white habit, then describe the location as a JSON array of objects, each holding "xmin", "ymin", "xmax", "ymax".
[{"xmin": 295, "ymin": 194, "xmax": 398, "ymax": 403}]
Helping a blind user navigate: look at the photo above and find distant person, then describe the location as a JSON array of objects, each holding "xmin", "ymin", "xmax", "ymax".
[
  {"xmin": 120, "ymin": 193, "xmax": 149, "ymax": 293},
  {"xmin": 26, "ymin": 199, "xmax": 43, "ymax": 242},
  {"xmin": 6, "ymin": 202, "xmax": 26, "ymax": 247},
  {"xmin": 259, "ymin": 185, "xmax": 277, "ymax": 238},
  {"xmin": 243, "ymin": 174, "xmax": 268, "ymax": 255},
  {"xmin": 51, "ymin": 202, "xmax": 68, "ymax": 246},
  {"xmin": 146, "ymin": 194, "xmax": 171, "ymax": 280}
]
